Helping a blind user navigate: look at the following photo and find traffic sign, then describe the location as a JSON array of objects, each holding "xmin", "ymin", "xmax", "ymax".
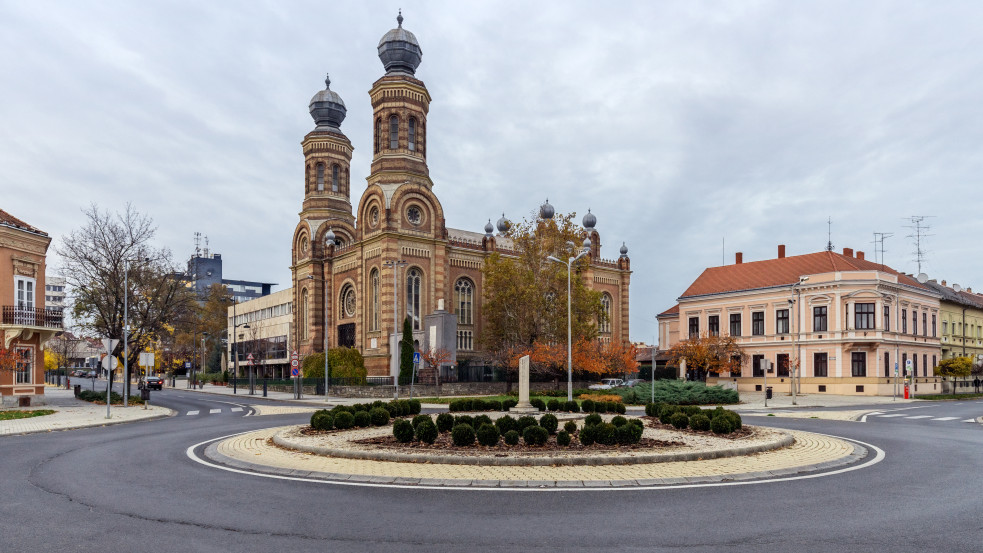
[
  {"xmin": 291, "ymin": 366, "xmax": 300, "ymax": 377},
  {"xmin": 291, "ymin": 358, "xmax": 299, "ymax": 368},
  {"xmin": 413, "ymin": 352, "xmax": 421, "ymax": 364},
  {"xmin": 247, "ymin": 353, "xmax": 255, "ymax": 360},
  {"xmin": 101, "ymin": 355, "xmax": 119, "ymax": 371}
]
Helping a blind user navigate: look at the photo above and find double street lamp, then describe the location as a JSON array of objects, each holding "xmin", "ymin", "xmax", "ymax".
[
  {"xmin": 227, "ymin": 296, "xmax": 250, "ymax": 394},
  {"xmin": 123, "ymin": 256, "xmax": 149, "ymax": 407},
  {"xmin": 308, "ymin": 228, "xmax": 337, "ymax": 402},
  {"xmin": 547, "ymin": 237, "xmax": 592, "ymax": 402},
  {"xmin": 383, "ymin": 257, "xmax": 408, "ymax": 398}
]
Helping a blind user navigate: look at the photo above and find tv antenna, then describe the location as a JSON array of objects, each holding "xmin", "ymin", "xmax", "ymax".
[
  {"xmin": 872, "ymin": 232, "xmax": 893, "ymax": 266},
  {"xmin": 826, "ymin": 217, "xmax": 834, "ymax": 252},
  {"xmin": 903, "ymin": 216, "xmax": 934, "ymax": 274}
]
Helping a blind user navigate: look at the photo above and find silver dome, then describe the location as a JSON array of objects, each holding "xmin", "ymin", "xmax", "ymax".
[
  {"xmin": 378, "ymin": 12, "xmax": 422, "ymax": 75},
  {"xmin": 620, "ymin": 242, "xmax": 628, "ymax": 257},
  {"xmin": 582, "ymin": 208, "xmax": 596, "ymax": 229},
  {"xmin": 484, "ymin": 219, "xmax": 494, "ymax": 235},
  {"xmin": 496, "ymin": 213, "xmax": 510, "ymax": 233},
  {"xmin": 309, "ymin": 74, "xmax": 347, "ymax": 130},
  {"xmin": 539, "ymin": 198, "xmax": 554, "ymax": 220}
]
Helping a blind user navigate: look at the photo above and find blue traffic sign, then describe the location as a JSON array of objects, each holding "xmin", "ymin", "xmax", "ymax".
[
  {"xmin": 291, "ymin": 366, "xmax": 300, "ymax": 377},
  {"xmin": 413, "ymin": 352, "xmax": 421, "ymax": 364}
]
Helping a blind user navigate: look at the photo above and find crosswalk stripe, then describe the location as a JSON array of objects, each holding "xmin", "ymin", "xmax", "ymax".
[
  {"xmin": 209, "ymin": 408, "xmax": 221, "ymax": 414},
  {"xmin": 186, "ymin": 410, "xmax": 199, "ymax": 416},
  {"xmin": 932, "ymin": 417, "xmax": 958, "ymax": 421},
  {"xmin": 878, "ymin": 414, "xmax": 905, "ymax": 418},
  {"xmin": 230, "ymin": 407, "xmax": 243, "ymax": 412},
  {"xmin": 866, "ymin": 412, "xmax": 884, "ymax": 416},
  {"xmin": 905, "ymin": 415, "xmax": 932, "ymax": 419},
  {"xmin": 963, "ymin": 419, "xmax": 977, "ymax": 423}
]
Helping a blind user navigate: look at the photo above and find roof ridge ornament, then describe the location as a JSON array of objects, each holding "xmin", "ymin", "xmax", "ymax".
[
  {"xmin": 397, "ymin": 9, "xmax": 403, "ymax": 27},
  {"xmin": 325, "ymin": 73, "xmax": 331, "ymax": 89}
]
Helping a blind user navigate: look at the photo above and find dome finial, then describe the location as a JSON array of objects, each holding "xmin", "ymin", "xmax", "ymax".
[
  {"xmin": 309, "ymin": 72, "xmax": 346, "ymax": 130},
  {"xmin": 397, "ymin": 9, "xmax": 403, "ymax": 27},
  {"xmin": 325, "ymin": 73, "xmax": 331, "ymax": 89}
]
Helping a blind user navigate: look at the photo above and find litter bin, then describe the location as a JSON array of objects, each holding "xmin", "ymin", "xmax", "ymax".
[
  {"xmin": 765, "ymin": 386, "xmax": 773, "ymax": 400},
  {"xmin": 141, "ymin": 388, "xmax": 150, "ymax": 401},
  {"xmin": 74, "ymin": 385, "xmax": 81, "ymax": 397}
]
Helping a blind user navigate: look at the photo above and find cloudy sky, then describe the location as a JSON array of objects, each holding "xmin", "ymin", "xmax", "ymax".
[{"xmin": 3, "ymin": 1, "xmax": 982, "ymax": 343}]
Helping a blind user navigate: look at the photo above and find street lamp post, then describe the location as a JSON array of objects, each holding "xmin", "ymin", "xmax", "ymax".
[
  {"xmin": 306, "ymin": 227, "xmax": 337, "ymax": 403},
  {"xmin": 122, "ymin": 256, "xmax": 149, "ymax": 407},
  {"xmin": 789, "ymin": 276, "xmax": 809, "ymax": 406},
  {"xmin": 547, "ymin": 237, "xmax": 591, "ymax": 402},
  {"xmin": 383, "ymin": 258, "xmax": 407, "ymax": 399},
  {"xmin": 229, "ymin": 296, "xmax": 250, "ymax": 395}
]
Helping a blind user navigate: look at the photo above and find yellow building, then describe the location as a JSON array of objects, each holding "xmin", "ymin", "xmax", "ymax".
[{"xmin": 925, "ymin": 280, "xmax": 983, "ymax": 367}]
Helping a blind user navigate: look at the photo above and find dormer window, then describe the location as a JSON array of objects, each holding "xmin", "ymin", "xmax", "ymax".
[
  {"xmin": 408, "ymin": 118, "xmax": 416, "ymax": 151},
  {"xmin": 389, "ymin": 115, "xmax": 399, "ymax": 149}
]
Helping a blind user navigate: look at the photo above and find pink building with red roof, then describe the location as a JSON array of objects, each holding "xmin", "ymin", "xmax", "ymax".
[{"xmin": 659, "ymin": 245, "xmax": 943, "ymax": 396}]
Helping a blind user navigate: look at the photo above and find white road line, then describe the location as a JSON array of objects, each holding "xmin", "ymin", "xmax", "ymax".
[
  {"xmin": 866, "ymin": 412, "xmax": 884, "ymax": 416},
  {"xmin": 230, "ymin": 407, "xmax": 243, "ymax": 412},
  {"xmin": 932, "ymin": 417, "xmax": 958, "ymax": 421},
  {"xmin": 209, "ymin": 408, "xmax": 222, "ymax": 414},
  {"xmin": 186, "ymin": 410, "xmax": 199, "ymax": 416},
  {"xmin": 878, "ymin": 414, "xmax": 906, "ymax": 418},
  {"xmin": 905, "ymin": 415, "xmax": 933, "ymax": 419},
  {"xmin": 963, "ymin": 419, "xmax": 977, "ymax": 423}
]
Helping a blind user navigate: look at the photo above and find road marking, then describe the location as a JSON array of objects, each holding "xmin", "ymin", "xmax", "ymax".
[
  {"xmin": 931, "ymin": 417, "xmax": 958, "ymax": 421},
  {"xmin": 209, "ymin": 409, "xmax": 221, "ymax": 414},
  {"xmin": 230, "ymin": 407, "xmax": 243, "ymax": 412},
  {"xmin": 866, "ymin": 412, "xmax": 884, "ymax": 416},
  {"xmin": 186, "ymin": 410, "xmax": 199, "ymax": 416},
  {"xmin": 186, "ymin": 432, "xmax": 886, "ymax": 492},
  {"xmin": 878, "ymin": 414, "xmax": 906, "ymax": 418},
  {"xmin": 905, "ymin": 416, "xmax": 932, "ymax": 419},
  {"xmin": 963, "ymin": 419, "xmax": 977, "ymax": 423}
]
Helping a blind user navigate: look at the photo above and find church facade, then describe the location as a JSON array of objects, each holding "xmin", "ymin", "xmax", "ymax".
[{"xmin": 290, "ymin": 15, "xmax": 632, "ymax": 377}]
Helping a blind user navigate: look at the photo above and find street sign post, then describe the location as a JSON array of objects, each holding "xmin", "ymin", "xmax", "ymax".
[
  {"xmin": 101, "ymin": 339, "xmax": 118, "ymax": 419},
  {"xmin": 291, "ymin": 350, "xmax": 300, "ymax": 399},
  {"xmin": 247, "ymin": 353, "xmax": 256, "ymax": 395},
  {"xmin": 410, "ymin": 352, "xmax": 422, "ymax": 399}
]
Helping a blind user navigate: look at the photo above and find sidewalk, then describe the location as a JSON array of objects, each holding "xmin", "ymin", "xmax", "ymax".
[
  {"xmin": 0, "ymin": 388, "xmax": 173, "ymax": 437},
  {"xmin": 178, "ymin": 381, "xmax": 444, "ymax": 408}
]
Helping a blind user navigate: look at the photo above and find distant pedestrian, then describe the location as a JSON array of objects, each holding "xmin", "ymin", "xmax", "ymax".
[{"xmin": 974, "ymin": 377, "xmax": 981, "ymax": 393}]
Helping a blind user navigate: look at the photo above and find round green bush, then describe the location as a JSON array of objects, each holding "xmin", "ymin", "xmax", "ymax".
[
  {"xmin": 683, "ymin": 405, "xmax": 702, "ymax": 417},
  {"xmin": 471, "ymin": 399, "xmax": 486, "ymax": 411},
  {"xmin": 331, "ymin": 405, "xmax": 354, "ymax": 415},
  {"xmin": 690, "ymin": 414, "xmax": 711, "ymax": 432},
  {"xmin": 617, "ymin": 422, "xmax": 643, "ymax": 445},
  {"xmin": 539, "ymin": 413, "xmax": 558, "ymax": 434},
  {"xmin": 629, "ymin": 418, "xmax": 644, "ymax": 429},
  {"xmin": 710, "ymin": 415, "xmax": 733, "ymax": 435},
  {"xmin": 502, "ymin": 399, "xmax": 518, "ymax": 410},
  {"xmin": 398, "ymin": 400, "xmax": 412, "ymax": 416},
  {"xmin": 477, "ymin": 423, "xmax": 500, "ymax": 447},
  {"xmin": 369, "ymin": 407, "xmax": 391, "ymax": 426},
  {"xmin": 547, "ymin": 399, "xmax": 560, "ymax": 411},
  {"xmin": 659, "ymin": 408, "xmax": 680, "ymax": 425},
  {"xmin": 384, "ymin": 402, "xmax": 399, "ymax": 417},
  {"xmin": 488, "ymin": 400, "xmax": 504, "ymax": 411},
  {"xmin": 517, "ymin": 416, "xmax": 538, "ymax": 433},
  {"xmin": 556, "ymin": 430, "xmax": 572, "ymax": 446},
  {"xmin": 530, "ymin": 398, "xmax": 546, "ymax": 411},
  {"xmin": 412, "ymin": 414, "xmax": 431, "ymax": 429},
  {"xmin": 522, "ymin": 425, "xmax": 549, "ymax": 446},
  {"xmin": 579, "ymin": 424, "xmax": 597, "ymax": 446},
  {"xmin": 352, "ymin": 403, "xmax": 369, "ymax": 412},
  {"xmin": 353, "ymin": 410, "xmax": 372, "ymax": 427},
  {"xmin": 583, "ymin": 413, "xmax": 602, "ymax": 427},
  {"xmin": 563, "ymin": 420, "xmax": 578, "ymax": 434},
  {"xmin": 611, "ymin": 415, "xmax": 628, "ymax": 427},
  {"xmin": 503, "ymin": 430, "xmax": 520, "ymax": 445},
  {"xmin": 408, "ymin": 399, "xmax": 422, "ymax": 415},
  {"xmin": 436, "ymin": 412, "xmax": 455, "ymax": 433},
  {"xmin": 725, "ymin": 411, "xmax": 742, "ymax": 430},
  {"xmin": 594, "ymin": 422, "xmax": 618, "ymax": 445},
  {"xmin": 594, "ymin": 401, "xmax": 607, "ymax": 414},
  {"xmin": 658, "ymin": 404, "xmax": 679, "ymax": 420},
  {"xmin": 565, "ymin": 400, "xmax": 580, "ymax": 413},
  {"xmin": 334, "ymin": 411, "xmax": 355, "ymax": 429},
  {"xmin": 311, "ymin": 411, "xmax": 334, "ymax": 431},
  {"xmin": 393, "ymin": 419, "xmax": 415, "ymax": 443},
  {"xmin": 495, "ymin": 415, "xmax": 518, "ymax": 434},
  {"xmin": 581, "ymin": 399, "xmax": 596, "ymax": 413},
  {"xmin": 669, "ymin": 412, "xmax": 690, "ymax": 429},
  {"xmin": 451, "ymin": 424, "xmax": 476, "ymax": 446},
  {"xmin": 473, "ymin": 414, "xmax": 493, "ymax": 428},
  {"xmin": 614, "ymin": 402, "xmax": 627, "ymax": 414},
  {"xmin": 415, "ymin": 419, "xmax": 438, "ymax": 443},
  {"xmin": 454, "ymin": 415, "xmax": 474, "ymax": 428},
  {"xmin": 448, "ymin": 400, "xmax": 463, "ymax": 412},
  {"xmin": 644, "ymin": 402, "xmax": 660, "ymax": 417},
  {"xmin": 709, "ymin": 406, "xmax": 726, "ymax": 419}
]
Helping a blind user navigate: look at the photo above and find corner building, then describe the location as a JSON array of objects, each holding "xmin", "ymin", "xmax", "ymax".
[{"xmin": 290, "ymin": 16, "xmax": 631, "ymax": 377}]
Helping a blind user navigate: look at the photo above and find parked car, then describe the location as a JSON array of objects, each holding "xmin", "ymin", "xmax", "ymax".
[
  {"xmin": 588, "ymin": 378, "xmax": 625, "ymax": 390},
  {"xmin": 624, "ymin": 379, "xmax": 644, "ymax": 388},
  {"xmin": 70, "ymin": 369, "xmax": 87, "ymax": 377},
  {"xmin": 85, "ymin": 370, "xmax": 99, "ymax": 379},
  {"xmin": 144, "ymin": 376, "xmax": 163, "ymax": 390}
]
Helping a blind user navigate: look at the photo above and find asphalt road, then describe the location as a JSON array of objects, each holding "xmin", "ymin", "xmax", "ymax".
[{"xmin": 2, "ymin": 391, "xmax": 981, "ymax": 552}]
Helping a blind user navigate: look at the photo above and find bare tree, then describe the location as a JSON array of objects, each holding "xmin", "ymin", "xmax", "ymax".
[{"xmin": 49, "ymin": 329, "xmax": 86, "ymax": 388}]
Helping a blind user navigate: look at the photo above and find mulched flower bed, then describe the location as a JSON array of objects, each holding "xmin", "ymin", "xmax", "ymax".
[
  {"xmin": 352, "ymin": 433, "xmax": 684, "ymax": 453},
  {"xmin": 641, "ymin": 416, "xmax": 754, "ymax": 439}
]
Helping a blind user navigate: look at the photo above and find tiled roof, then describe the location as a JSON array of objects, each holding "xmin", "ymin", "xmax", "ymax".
[
  {"xmin": 0, "ymin": 208, "xmax": 47, "ymax": 236},
  {"xmin": 658, "ymin": 304, "xmax": 679, "ymax": 316},
  {"xmin": 925, "ymin": 281, "xmax": 983, "ymax": 309},
  {"xmin": 680, "ymin": 250, "xmax": 925, "ymax": 298}
]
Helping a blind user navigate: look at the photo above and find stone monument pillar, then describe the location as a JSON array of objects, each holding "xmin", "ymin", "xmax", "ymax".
[{"xmin": 509, "ymin": 355, "xmax": 538, "ymax": 414}]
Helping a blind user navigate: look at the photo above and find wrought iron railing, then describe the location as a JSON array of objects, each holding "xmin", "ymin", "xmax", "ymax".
[{"xmin": 2, "ymin": 306, "xmax": 63, "ymax": 328}]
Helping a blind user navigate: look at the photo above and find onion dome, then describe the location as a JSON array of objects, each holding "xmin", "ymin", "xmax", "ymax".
[
  {"xmin": 539, "ymin": 198, "xmax": 554, "ymax": 220},
  {"xmin": 309, "ymin": 74, "xmax": 347, "ymax": 130},
  {"xmin": 620, "ymin": 242, "xmax": 628, "ymax": 258},
  {"xmin": 484, "ymin": 219, "xmax": 494, "ymax": 236},
  {"xmin": 325, "ymin": 227, "xmax": 337, "ymax": 246},
  {"xmin": 496, "ymin": 213, "xmax": 510, "ymax": 233},
  {"xmin": 582, "ymin": 208, "xmax": 596, "ymax": 229},
  {"xmin": 378, "ymin": 11, "xmax": 422, "ymax": 75},
  {"xmin": 583, "ymin": 237, "xmax": 592, "ymax": 250}
]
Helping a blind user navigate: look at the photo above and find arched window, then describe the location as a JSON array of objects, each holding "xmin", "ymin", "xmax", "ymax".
[
  {"xmin": 300, "ymin": 288, "xmax": 309, "ymax": 340},
  {"xmin": 406, "ymin": 268, "xmax": 422, "ymax": 330},
  {"xmin": 370, "ymin": 269, "xmax": 380, "ymax": 331},
  {"xmin": 340, "ymin": 284, "xmax": 356, "ymax": 319},
  {"xmin": 454, "ymin": 278, "xmax": 473, "ymax": 325},
  {"xmin": 316, "ymin": 163, "xmax": 325, "ymax": 191},
  {"xmin": 419, "ymin": 122, "xmax": 425, "ymax": 155},
  {"xmin": 408, "ymin": 118, "xmax": 416, "ymax": 151},
  {"xmin": 305, "ymin": 164, "xmax": 310, "ymax": 193},
  {"xmin": 374, "ymin": 118, "xmax": 381, "ymax": 154},
  {"xmin": 600, "ymin": 293, "xmax": 612, "ymax": 333},
  {"xmin": 389, "ymin": 115, "xmax": 399, "ymax": 149},
  {"xmin": 331, "ymin": 164, "xmax": 339, "ymax": 192}
]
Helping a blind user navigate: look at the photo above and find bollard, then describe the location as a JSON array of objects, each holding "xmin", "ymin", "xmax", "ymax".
[{"xmin": 263, "ymin": 378, "xmax": 268, "ymax": 397}]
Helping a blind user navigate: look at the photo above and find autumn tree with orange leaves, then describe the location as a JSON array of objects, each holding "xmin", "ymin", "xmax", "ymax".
[{"xmin": 666, "ymin": 332, "xmax": 747, "ymax": 381}]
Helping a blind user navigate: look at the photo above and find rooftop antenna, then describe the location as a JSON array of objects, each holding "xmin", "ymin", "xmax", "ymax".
[
  {"xmin": 193, "ymin": 231, "xmax": 202, "ymax": 259},
  {"xmin": 872, "ymin": 232, "xmax": 893, "ymax": 266},
  {"xmin": 904, "ymin": 216, "xmax": 934, "ymax": 274},
  {"xmin": 203, "ymin": 235, "xmax": 210, "ymax": 258},
  {"xmin": 722, "ymin": 237, "xmax": 725, "ymax": 266},
  {"xmin": 826, "ymin": 217, "xmax": 834, "ymax": 252}
]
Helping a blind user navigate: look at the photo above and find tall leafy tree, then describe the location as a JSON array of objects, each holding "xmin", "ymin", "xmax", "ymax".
[
  {"xmin": 666, "ymin": 332, "xmax": 748, "ymax": 381},
  {"xmin": 935, "ymin": 356, "xmax": 972, "ymax": 392}
]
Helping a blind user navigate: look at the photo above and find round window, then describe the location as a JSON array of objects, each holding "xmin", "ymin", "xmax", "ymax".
[
  {"xmin": 343, "ymin": 287, "xmax": 356, "ymax": 317},
  {"xmin": 369, "ymin": 206, "xmax": 379, "ymax": 227},
  {"xmin": 407, "ymin": 205, "xmax": 422, "ymax": 225},
  {"xmin": 300, "ymin": 236, "xmax": 309, "ymax": 255}
]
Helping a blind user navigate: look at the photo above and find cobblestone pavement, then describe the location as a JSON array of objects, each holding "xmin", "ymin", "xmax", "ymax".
[
  {"xmin": 0, "ymin": 389, "xmax": 172, "ymax": 436},
  {"xmin": 206, "ymin": 426, "xmax": 864, "ymax": 488}
]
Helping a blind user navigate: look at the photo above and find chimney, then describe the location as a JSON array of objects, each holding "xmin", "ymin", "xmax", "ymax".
[
  {"xmin": 856, "ymin": 251, "xmax": 865, "ymax": 260},
  {"xmin": 843, "ymin": 247, "xmax": 854, "ymax": 257},
  {"xmin": 735, "ymin": 252, "xmax": 743, "ymax": 264},
  {"xmin": 778, "ymin": 244, "xmax": 786, "ymax": 259},
  {"xmin": 968, "ymin": 287, "xmax": 973, "ymax": 294},
  {"xmin": 942, "ymin": 280, "xmax": 947, "ymax": 287}
]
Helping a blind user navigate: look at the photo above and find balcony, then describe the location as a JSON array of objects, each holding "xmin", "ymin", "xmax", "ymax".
[{"xmin": 2, "ymin": 306, "xmax": 63, "ymax": 349}]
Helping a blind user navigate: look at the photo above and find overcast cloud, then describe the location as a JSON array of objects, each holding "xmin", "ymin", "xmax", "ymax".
[{"xmin": 2, "ymin": 0, "xmax": 981, "ymax": 343}]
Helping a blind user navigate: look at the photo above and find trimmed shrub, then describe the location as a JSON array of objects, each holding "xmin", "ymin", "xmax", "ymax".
[
  {"xmin": 448, "ymin": 400, "xmax": 464, "ymax": 412},
  {"xmin": 581, "ymin": 399, "xmax": 596, "ymax": 413},
  {"xmin": 436, "ymin": 413, "xmax": 455, "ymax": 433},
  {"xmin": 502, "ymin": 399, "xmax": 518, "ymax": 410},
  {"xmin": 451, "ymin": 424, "xmax": 476, "ymax": 446},
  {"xmin": 690, "ymin": 414, "xmax": 711, "ymax": 432},
  {"xmin": 659, "ymin": 407, "xmax": 680, "ymax": 425},
  {"xmin": 393, "ymin": 419, "xmax": 415, "ymax": 443},
  {"xmin": 583, "ymin": 413, "xmax": 603, "ymax": 427},
  {"xmin": 522, "ymin": 425, "xmax": 549, "ymax": 446},
  {"xmin": 397, "ymin": 400, "xmax": 412, "ymax": 416},
  {"xmin": 477, "ymin": 423, "xmax": 500, "ymax": 447},
  {"xmin": 369, "ymin": 407, "xmax": 391, "ymax": 426},
  {"xmin": 408, "ymin": 399, "xmax": 422, "ymax": 415},
  {"xmin": 352, "ymin": 403, "xmax": 369, "ymax": 412},
  {"xmin": 547, "ymin": 399, "xmax": 560, "ymax": 411},
  {"xmin": 331, "ymin": 405, "xmax": 354, "ymax": 415},
  {"xmin": 594, "ymin": 422, "xmax": 618, "ymax": 445},
  {"xmin": 564, "ymin": 420, "xmax": 578, "ymax": 434},
  {"xmin": 628, "ymin": 418, "xmax": 644, "ymax": 429},
  {"xmin": 384, "ymin": 402, "xmax": 399, "ymax": 417},
  {"xmin": 503, "ymin": 430, "xmax": 520, "ymax": 446},
  {"xmin": 460, "ymin": 399, "xmax": 474, "ymax": 412},
  {"xmin": 709, "ymin": 406, "xmax": 727, "ymax": 419},
  {"xmin": 530, "ymin": 398, "xmax": 546, "ymax": 411},
  {"xmin": 611, "ymin": 415, "xmax": 628, "ymax": 427},
  {"xmin": 415, "ymin": 419, "xmax": 438, "ymax": 443},
  {"xmin": 311, "ymin": 411, "xmax": 334, "ymax": 431},
  {"xmin": 412, "ymin": 414, "xmax": 431, "ymax": 429},
  {"xmin": 334, "ymin": 411, "xmax": 355, "ymax": 429},
  {"xmin": 617, "ymin": 422, "xmax": 643, "ymax": 445},
  {"xmin": 579, "ymin": 424, "xmax": 597, "ymax": 446},
  {"xmin": 669, "ymin": 412, "xmax": 690, "ymax": 430},
  {"xmin": 556, "ymin": 430, "xmax": 572, "ymax": 446},
  {"xmin": 539, "ymin": 413, "xmax": 558, "ymax": 434},
  {"xmin": 353, "ymin": 410, "xmax": 372, "ymax": 427},
  {"xmin": 495, "ymin": 415, "xmax": 518, "ymax": 435},
  {"xmin": 683, "ymin": 405, "xmax": 702, "ymax": 417},
  {"xmin": 454, "ymin": 415, "xmax": 474, "ymax": 428},
  {"xmin": 471, "ymin": 399, "xmax": 487, "ymax": 411},
  {"xmin": 595, "ymin": 401, "xmax": 608, "ymax": 414},
  {"xmin": 488, "ymin": 400, "xmax": 504, "ymax": 412},
  {"xmin": 565, "ymin": 400, "xmax": 580, "ymax": 413},
  {"xmin": 710, "ymin": 415, "xmax": 733, "ymax": 435},
  {"xmin": 725, "ymin": 410, "xmax": 742, "ymax": 430},
  {"xmin": 473, "ymin": 414, "xmax": 493, "ymax": 428},
  {"xmin": 517, "ymin": 416, "xmax": 538, "ymax": 433},
  {"xmin": 614, "ymin": 402, "xmax": 627, "ymax": 414}
]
